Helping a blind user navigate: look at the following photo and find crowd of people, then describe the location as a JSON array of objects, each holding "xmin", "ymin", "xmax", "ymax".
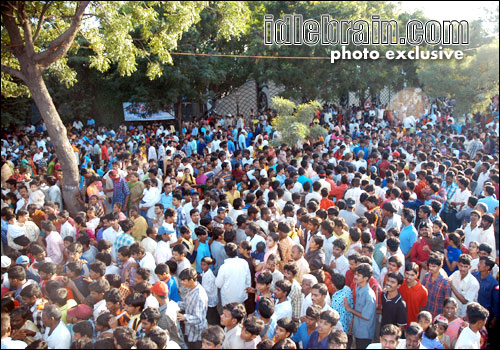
[{"xmin": 0, "ymin": 97, "xmax": 499, "ymax": 350}]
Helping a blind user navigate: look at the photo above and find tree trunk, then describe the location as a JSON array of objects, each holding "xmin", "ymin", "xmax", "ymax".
[{"xmin": 26, "ymin": 70, "xmax": 82, "ymax": 216}]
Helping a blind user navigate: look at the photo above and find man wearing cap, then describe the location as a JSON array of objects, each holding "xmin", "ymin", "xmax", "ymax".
[
  {"xmin": 339, "ymin": 198, "xmax": 360, "ymax": 229},
  {"xmin": 151, "ymin": 281, "xmax": 184, "ymax": 348},
  {"xmin": 66, "ymin": 304, "xmax": 93, "ymax": 324},
  {"xmin": 15, "ymin": 255, "xmax": 40, "ymax": 284}
]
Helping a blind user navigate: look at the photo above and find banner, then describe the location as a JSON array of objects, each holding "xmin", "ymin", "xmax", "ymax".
[{"xmin": 123, "ymin": 102, "xmax": 175, "ymax": 121}]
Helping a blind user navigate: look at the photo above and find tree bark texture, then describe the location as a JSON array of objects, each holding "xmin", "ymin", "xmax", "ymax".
[{"xmin": 26, "ymin": 72, "xmax": 83, "ymax": 216}]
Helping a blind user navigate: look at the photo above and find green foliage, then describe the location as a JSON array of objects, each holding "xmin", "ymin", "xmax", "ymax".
[
  {"xmin": 1, "ymin": 1, "xmax": 250, "ymax": 95},
  {"xmin": 308, "ymin": 124, "xmax": 328, "ymax": 141},
  {"xmin": 0, "ymin": 95, "xmax": 31, "ymax": 126},
  {"xmin": 247, "ymin": 1, "xmax": 424, "ymax": 102},
  {"xmin": 417, "ymin": 40, "xmax": 499, "ymax": 118},
  {"xmin": 271, "ymin": 96, "xmax": 325, "ymax": 147}
]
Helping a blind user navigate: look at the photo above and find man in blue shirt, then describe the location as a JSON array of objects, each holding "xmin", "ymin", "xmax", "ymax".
[
  {"xmin": 159, "ymin": 183, "xmax": 173, "ymax": 211},
  {"xmin": 292, "ymin": 304, "xmax": 321, "ymax": 349},
  {"xmin": 306, "ymin": 310, "xmax": 339, "ymax": 349},
  {"xmin": 477, "ymin": 185, "xmax": 499, "ymax": 214},
  {"xmin": 400, "ymin": 208, "xmax": 418, "ymax": 258},
  {"xmin": 343, "ymin": 263, "xmax": 377, "ymax": 349},
  {"xmin": 472, "ymin": 256, "xmax": 499, "ymax": 322},
  {"xmin": 297, "ymin": 168, "xmax": 313, "ymax": 193},
  {"xmin": 1, "ymin": 208, "xmax": 10, "ymax": 245}
]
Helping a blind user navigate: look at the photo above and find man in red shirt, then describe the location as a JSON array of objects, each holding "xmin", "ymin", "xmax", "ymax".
[
  {"xmin": 101, "ymin": 141, "xmax": 109, "ymax": 162},
  {"xmin": 378, "ymin": 153, "xmax": 391, "ymax": 178},
  {"xmin": 320, "ymin": 188, "xmax": 335, "ymax": 211},
  {"xmin": 330, "ymin": 175, "xmax": 349, "ymax": 202},
  {"xmin": 399, "ymin": 262, "xmax": 428, "ymax": 325}
]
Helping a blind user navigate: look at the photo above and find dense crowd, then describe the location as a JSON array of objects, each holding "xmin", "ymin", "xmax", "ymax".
[{"xmin": 0, "ymin": 97, "xmax": 499, "ymax": 349}]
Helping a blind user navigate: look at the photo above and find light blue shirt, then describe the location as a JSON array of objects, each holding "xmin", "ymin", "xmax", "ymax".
[
  {"xmin": 159, "ymin": 192, "xmax": 173, "ymax": 211},
  {"xmin": 399, "ymin": 224, "xmax": 418, "ymax": 255},
  {"xmin": 352, "ymin": 284, "xmax": 377, "ymax": 340},
  {"xmin": 477, "ymin": 196, "xmax": 499, "ymax": 214}
]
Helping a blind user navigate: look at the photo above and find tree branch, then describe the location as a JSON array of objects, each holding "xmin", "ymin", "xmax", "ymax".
[
  {"xmin": 33, "ymin": 1, "xmax": 53, "ymax": 43},
  {"xmin": 34, "ymin": 1, "xmax": 90, "ymax": 68},
  {"xmin": 18, "ymin": 1, "xmax": 36, "ymax": 58},
  {"xmin": 1, "ymin": 2, "xmax": 25, "ymax": 57},
  {"xmin": 1, "ymin": 64, "xmax": 26, "ymax": 82}
]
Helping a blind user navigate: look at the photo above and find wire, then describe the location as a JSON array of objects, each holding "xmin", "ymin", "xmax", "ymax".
[
  {"xmin": 169, "ymin": 52, "xmax": 329, "ymax": 60},
  {"xmin": 3, "ymin": 42, "xmax": 486, "ymax": 61}
]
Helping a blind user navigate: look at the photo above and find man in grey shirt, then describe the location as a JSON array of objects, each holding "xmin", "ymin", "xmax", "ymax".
[
  {"xmin": 210, "ymin": 227, "xmax": 227, "ymax": 276},
  {"xmin": 339, "ymin": 198, "xmax": 360, "ymax": 229}
]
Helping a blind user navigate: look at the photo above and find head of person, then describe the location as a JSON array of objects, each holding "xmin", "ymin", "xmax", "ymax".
[
  {"xmin": 113, "ymin": 326, "xmax": 136, "ymax": 349},
  {"xmin": 405, "ymin": 323, "xmax": 423, "ymax": 349},
  {"xmin": 385, "ymin": 272, "xmax": 404, "ymax": 293},
  {"xmin": 42, "ymin": 304, "xmax": 63, "ymax": 329},
  {"xmin": 241, "ymin": 315, "xmax": 265, "ymax": 343},
  {"xmin": 139, "ymin": 307, "xmax": 161, "ymax": 334},
  {"xmin": 274, "ymin": 317, "xmax": 298, "ymax": 343},
  {"xmin": 201, "ymin": 325, "xmax": 225, "ymax": 349},
  {"xmin": 220, "ymin": 302, "xmax": 246, "ymax": 329},
  {"xmin": 178, "ymin": 268, "xmax": 198, "ymax": 289},
  {"xmin": 317, "ymin": 310, "xmax": 340, "ymax": 336},
  {"xmin": 328, "ymin": 329, "xmax": 348, "ymax": 349},
  {"xmin": 379, "ymin": 324, "xmax": 402, "ymax": 349},
  {"xmin": 354, "ymin": 263, "xmax": 373, "ymax": 286},
  {"xmin": 427, "ymin": 253, "xmax": 443, "ymax": 275},
  {"xmin": 310, "ymin": 283, "xmax": 328, "ymax": 306},
  {"xmin": 466, "ymin": 302, "xmax": 489, "ymax": 329}
]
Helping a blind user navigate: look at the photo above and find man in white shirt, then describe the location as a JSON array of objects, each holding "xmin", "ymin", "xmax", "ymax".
[
  {"xmin": 464, "ymin": 210, "xmax": 481, "ymax": 248},
  {"xmin": 245, "ymin": 222, "xmax": 266, "ymax": 253},
  {"xmin": 476, "ymin": 214, "xmax": 497, "ymax": 258},
  {"xmin": 215, "ymin": 243, "xmax": 251, "ymax": 306},
  {"xmin": 1, "ymin": 313, "xmax": 28, "ymax": 349},
  {"xmin": 383, "ymin": 202, "xmax": 402, "ymax": 232},
  {"xmin": 448, "ymin": 254, "xmax": 479, "ymax": 317},
  {"xmin": 38, "ymin": 305, "xmax": 71, "ymax": 349},
  {"xmin": 220, "ymin": 303, "xmax": 246, "ymax": 349},
  {"xmin": 473, "ymin": 164, "xmax": 490, "ymax": 196},
  {"xmin": 102, "ymin": 215, "xmax": 123, "ymax": 246},
  {"xmin": 305, "ymin": 182, "xmax": 322, "ymax": 206},
  {"xmin": 148, "ymin": 143, "xmax": 157, "ymax": 162},
  {"xmin": 329, "ymin": 238, "xmax": 349, "ymax": 276},
  {"xmin": 344, "ymin": 178, "xmax": 363, "ymax": 207},
  {"xmin": 454, "ymin": 302, "xmax": 489, "ymax": 349},
  {"xmin": 273, "ymin": 279, "xmax": 293, "ymax": 321},
  {"xmin": 131, "ymin": 243, "xmax": 158, "ymax": 285}
]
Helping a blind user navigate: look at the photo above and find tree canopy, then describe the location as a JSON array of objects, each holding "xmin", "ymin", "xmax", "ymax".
[
  {"xmin": 1, "ymin": 1, "xmax": 250, "ymax": 97},
  {"xmin": 271, "ymin": 96, "xmax": 326, "ymax": 147}
]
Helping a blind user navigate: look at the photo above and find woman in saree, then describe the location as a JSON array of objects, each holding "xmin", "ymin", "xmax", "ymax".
[{"xmin": 127, "ymin": 171, "xmax": 144, "ymax": 211}]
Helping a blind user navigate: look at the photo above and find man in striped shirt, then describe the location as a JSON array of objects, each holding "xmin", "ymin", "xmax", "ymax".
[{"xmin": 177, "ymin": 268, "xmax": 208, "ymax": 349}]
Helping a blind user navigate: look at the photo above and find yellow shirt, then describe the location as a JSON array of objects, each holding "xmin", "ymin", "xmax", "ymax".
[
  {"xmin": 132, "ymin": 216, "xmax": 148, "ymax": 241},
  {"xmin": 334, "ymin": 230, "xmax": 351, "ymax": 253},
  {"xmin": 60, "ymin": 299, "xmax": 78, "ymax": 324},
  {"xmin": 225, "ymin": 190, "xmax": 241, "ymax": 206}
]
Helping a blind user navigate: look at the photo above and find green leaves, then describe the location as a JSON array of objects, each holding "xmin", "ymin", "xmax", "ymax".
[
  {"xmin": 271, "ymin": 96, "xmax": 325, "ymax": 147},
  {"xmin": 417, "ymin": 40, "xmax": 499, "ymax": 118},
  {"xmin": 1, "ymin": 1, "xmax": 250, "ymax": 97}
]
